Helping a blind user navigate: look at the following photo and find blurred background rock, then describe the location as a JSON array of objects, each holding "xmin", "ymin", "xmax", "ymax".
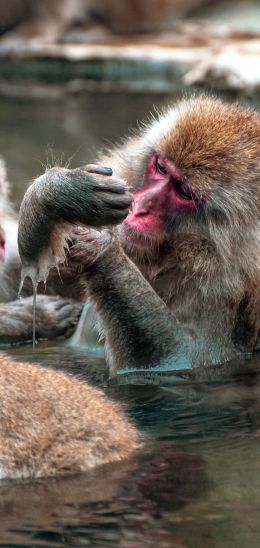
[{"xmin": 0, "ymin": 1, "xmax": 260, "ymax": 95}]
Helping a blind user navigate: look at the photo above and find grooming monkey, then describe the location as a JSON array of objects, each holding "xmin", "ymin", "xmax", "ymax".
[{"xmin": 18, "ymin": 96, "xmax": 260, "ymax": 377}]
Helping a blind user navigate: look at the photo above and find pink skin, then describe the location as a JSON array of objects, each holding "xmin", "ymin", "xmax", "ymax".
[
  {"xmin": 0, "ymin": 228, "xmax": 6, "ymax": 263},
  {"xmin": 120, "ymin": 152, "xmax": 205, "ymax": 247}
]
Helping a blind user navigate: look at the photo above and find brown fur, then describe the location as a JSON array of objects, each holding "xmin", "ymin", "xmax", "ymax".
[
  {"xmin": 17, "ymin": 96, "xmax": 260, "ymax": 373},
  {"xmin": 0, "ymin": 353, "xmax": 139, "ymax": 479},
  {"xmin": 102, "ymin": 97, "xmax": 260, "ymax": 356}
]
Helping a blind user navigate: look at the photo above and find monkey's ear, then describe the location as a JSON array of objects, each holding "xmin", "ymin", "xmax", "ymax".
[{"xmin": 232, "ymin": 287, "xmax": 260, "ymax": 352}]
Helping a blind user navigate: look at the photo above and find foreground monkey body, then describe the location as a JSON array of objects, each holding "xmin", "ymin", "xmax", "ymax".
[
  {"xmin": 18, "ymin": 96, "xmax": 260, "ymax": 376},
  {"xmin": 0, "ymin": 354, "xmax": 139, "ymax": 479}
]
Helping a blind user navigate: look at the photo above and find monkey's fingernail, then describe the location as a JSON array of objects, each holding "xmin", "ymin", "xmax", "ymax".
[
  {"xmin": 82, "ymin": 164, "xmax": 113, "ymax": 176},
  {"xmin": 113, "ymin": 179, "xmax": 128, "ymax": 188}
]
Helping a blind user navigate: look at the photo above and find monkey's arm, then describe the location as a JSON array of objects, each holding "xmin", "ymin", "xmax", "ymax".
[
  {"xmin": 232, "ymin": 285, "xmax": 260, "ymax": 352},
  {"xmin": 0, "ymin": 295, "xmax": 82, "ymax": 345},
  {"xmin": 70, "ymin": 230, "xmax": 192, "ymax": 377},
  {"xmin": 18, "ymin": 165, "xmax": 131, "ymax": 282}
]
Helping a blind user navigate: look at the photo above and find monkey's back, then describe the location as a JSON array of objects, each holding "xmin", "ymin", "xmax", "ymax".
[{"xmin": 0, "ymin": 354, "xmax": 139, "ymax": 479}]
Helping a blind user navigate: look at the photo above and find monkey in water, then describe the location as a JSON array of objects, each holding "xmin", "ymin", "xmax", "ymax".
[
  {"xmin": 0, "ymin": 352, "xmax": 139, "ymax": 479},
  {"xmin": 18, "ymin": 96, "xmax": 260, "ymax": 378}
]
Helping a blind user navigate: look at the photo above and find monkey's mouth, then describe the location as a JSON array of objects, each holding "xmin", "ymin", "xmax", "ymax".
[
  {"xmin": 119, "ymin": 223, "xmax": 162, "ymax": 249},
  {"xmin": 0, "ymin": 229, "xmax": 6, "ymax": 262}
]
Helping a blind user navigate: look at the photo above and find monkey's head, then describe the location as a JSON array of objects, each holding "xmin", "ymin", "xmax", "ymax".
[{"xmin": 119, "ymin": 97, "xmax": 260, "ymax": 265}]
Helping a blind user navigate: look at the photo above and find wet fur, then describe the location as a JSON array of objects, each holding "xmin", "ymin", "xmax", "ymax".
[
  {"xmin": 0, "ymin": 353, "xmax": 139, "ymax": 479},
  {"xmin": 98, "ymin": 97, "xmax": 260, "ymax": 354},
  {"xmin": 18, "ymin": 96, "xmax": 260, "ymax": 372},
  {"xmin": 0, "ymin": 159, "xmax": 83, "ymax": 344}
]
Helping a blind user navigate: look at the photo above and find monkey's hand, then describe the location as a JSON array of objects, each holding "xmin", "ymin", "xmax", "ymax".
[
  {"xmin": 18, "ymin": 164, "xmax": 131, "ymax": 278},
  {"xmin": 58, "ymin": 164, "xmax": 131, "ymax": 227},
  {"xmin": 68, "ymin": 228, "xmax": 117, "ymax": 275},
  {"xmin": 21, "ymin": 163, "xmax": 131, "ymax": 228},
  {"xmin": 0, "ymin": 296, "xmax": 82, "ymax": 345}
]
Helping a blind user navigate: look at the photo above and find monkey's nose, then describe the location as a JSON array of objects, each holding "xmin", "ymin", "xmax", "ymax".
[
  {"xmin": 136, "ymin": 207, "xmax": 149, "ymax": 216},
  {"xmin": 131, "ymin": 198, "xmax": 151, "ymax": 216}
]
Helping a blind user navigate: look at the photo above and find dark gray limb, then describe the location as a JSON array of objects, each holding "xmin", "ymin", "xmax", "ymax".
[
  {"xmin": 18, "ymin": 166, "xmax": 131, "ymax": 264},
  {"xmin": 70, "ymin": 232, "xmax": 192, "ymax": 376},
  {"xmin": 0, "ymin": 295, "xmax": 82, "ymax": 345}
]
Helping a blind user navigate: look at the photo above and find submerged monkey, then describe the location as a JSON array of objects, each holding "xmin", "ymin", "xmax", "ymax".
[
  {"xmin": 0, "ymin": 353, "xmax": 139, "ymax": 479},
  {"xmin": 18, "ymin": 96, "xmax": 260, "ymax": 377}
]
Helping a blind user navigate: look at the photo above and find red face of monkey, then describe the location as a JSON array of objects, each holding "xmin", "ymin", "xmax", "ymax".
[
  {"xmin": 121, "ymin": 151, "xmax": 205, "ymax": 248},
  {"xmin": 119, "ymin": 97, "xmax": 260, "ymax": 253}
]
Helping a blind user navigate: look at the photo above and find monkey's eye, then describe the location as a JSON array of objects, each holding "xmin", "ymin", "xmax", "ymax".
[
  {"xmin": 156, "ymin": 156, "xmax": 168, "ymax": 176},
  {"xmin": 174, "ymin": 180, "xmax": 194, "ymax": 201}
]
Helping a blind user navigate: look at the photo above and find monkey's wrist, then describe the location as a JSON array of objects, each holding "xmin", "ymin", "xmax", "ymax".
[
  {"xmin": 69, "ymin": 229, "xmax": 123, "ymax": 274},
  {"xmin": 85, "ymin": 232, "xmax": 123, "ymax": 270}
]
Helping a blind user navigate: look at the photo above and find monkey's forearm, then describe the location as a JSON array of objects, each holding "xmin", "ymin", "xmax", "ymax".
[
  {"xmin": 76, "ymin": 239, "xmax": 191, "ymax": 374},
  {"xmin": 0, "ymin": 296, "xmax": 82, "ymax": 345}
]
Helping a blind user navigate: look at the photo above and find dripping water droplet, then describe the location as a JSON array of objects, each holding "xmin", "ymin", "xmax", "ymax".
[{"xmin": 18, "ymin": 276, "xmax": 25, "ymax": 299}]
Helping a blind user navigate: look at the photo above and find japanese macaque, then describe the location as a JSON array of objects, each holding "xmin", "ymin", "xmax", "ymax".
[
  {"xmin": 0, "ymin": 353, "xmax": 139, "ymax": 479},
  {"xmin": 18, "ymin": 96, "xmax": 260, "ymax": 378}
]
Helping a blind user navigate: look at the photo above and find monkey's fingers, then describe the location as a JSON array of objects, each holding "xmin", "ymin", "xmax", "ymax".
[
  {"xmin": 101, "ymin": 209, "xmax": 130, "ymax": 224},
  {"xmin": 81, "ymin": 164, "xmax": 113, "ymax": 176},
  {"xmin": 91, "ymin": 176, "xmax": 129, "ymax": 195},
  {"xmin": 90, "ymin": 192, "xmax": 131, "ymax": 226},
  {"xmin": 101, "ymin": 191, "xmax": 132, "ymax": 209},
  {"xmin": 89, "ymin": 207, "xmax": 130, "ymax": 227},
  {"xmin": 69, "ymin": 229, "xmax": 114, "ymax": 268}
]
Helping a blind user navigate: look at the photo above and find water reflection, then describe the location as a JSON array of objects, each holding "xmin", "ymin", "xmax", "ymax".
[{"xmin": 0, "ymin": 443, "xmax": 209, "ymax": 546}]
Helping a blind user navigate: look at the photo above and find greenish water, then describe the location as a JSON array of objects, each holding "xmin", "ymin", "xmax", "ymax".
[{"xmin": 1, "ymin": 90, "xmax": 260, "ymax": 547}]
